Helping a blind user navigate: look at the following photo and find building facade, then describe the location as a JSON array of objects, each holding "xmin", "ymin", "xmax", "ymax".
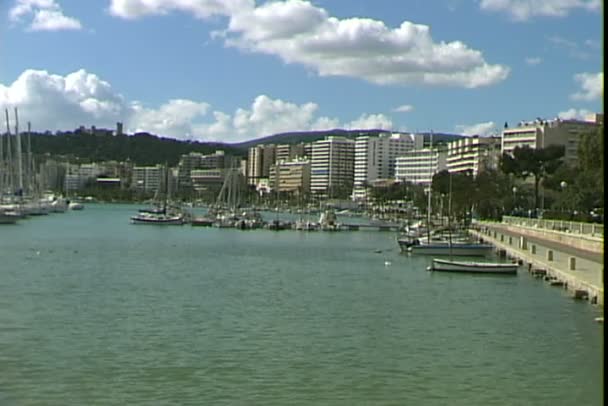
[
  {"xmin": 310, "ymin": 136, "xmax": 355, "ymax": 198},
  {"xmin": 269, "ymin": 158, "xmax": 311, "ymax": 196},
  {"xmin": 446, "ymin": 136, "xmax": 501, "ymax": 176},
  {"xmin": 352, "ymin": 132, "xmax": 423, "ymax": 201},
  {"xmin": 247, "ymin": 144, "xmax": 276, "ymax": 186},
  {"xmin": 501, "ymin": 115, "xmax": 602, "ymax": 166},
  {"xmin": 395, "ymin": 148, "xmax": 447, "ymax": 186}
]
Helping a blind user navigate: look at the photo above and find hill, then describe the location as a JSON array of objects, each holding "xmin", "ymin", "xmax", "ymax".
[{"xmin": 24, "ymin": 128, "xmax": 465, "ymax": 166}]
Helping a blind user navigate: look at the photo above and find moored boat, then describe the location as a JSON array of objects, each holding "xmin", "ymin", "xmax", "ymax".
[
  {"xmin": 428, "ymin": 258, "xmax": 518, "ymax": 274},
  {"xmin": 408, "ymin": 239, "xmax": 495, "ymax": 256}
]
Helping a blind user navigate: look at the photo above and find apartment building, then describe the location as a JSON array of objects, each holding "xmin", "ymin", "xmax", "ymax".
[
  {"xmin": 352, "ymin": 132, "xmax": 423, "ymax": 201},
  {"xmin": 395, "ymin": 148, "xmax": 447, "ymax": 186},
  {"xmin": 177, "ymin": 151, "xmax": 225, "ymax": 191},
  {"xmin": 247, "ymin": 144, "xmax": 276, "ymax": 186},
  {"xmin": 132, "ymin": 165, "xmax": 163, "ymax": 194},
  {"xmin": 446, "ymin": 136, "xmax": 501, "ymax": 176},
  {"xmin": 269, "ymin": 158, "xmax": 311, "ymax": 195},
  {"xmin": 310, "ymin": 136, "xmax": 355, "ymax": 198},
  {"xmin": 502, "ymin": 114, "xmax": 602, "ymax": 166}
]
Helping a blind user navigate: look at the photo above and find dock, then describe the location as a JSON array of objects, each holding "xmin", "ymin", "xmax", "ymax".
[{"xmin": 470, "ymin": 219, "xmax": 604, "ymax": 306}]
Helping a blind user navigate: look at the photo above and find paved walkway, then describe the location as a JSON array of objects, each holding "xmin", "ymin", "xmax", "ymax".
[{"xmin": 470, "ymin": 227, "xmax": 604, "ymax": 305}]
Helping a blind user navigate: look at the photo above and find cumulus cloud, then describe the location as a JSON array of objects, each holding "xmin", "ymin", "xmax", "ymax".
[
  {"xmin": 480, "ymin": 0, "xmax": 601, "ymax": 21},
  {"xmin": 0, "ymin": 68, "xmax": 393, "ymax": 142},
  {"xmin": 108, "ymin": 0, "xmax": 509, "ymax": 88},
  {"xmin": 9, "ymin": 0, "xmax": 82, "ymax": 31},
  {"xmin": 558, "ymin": 108, "xmax": 593, "ymax": 120},
  {"xmin": 455, "ymin": 121, "xmax": 497, "ymax": 136},
  {"xmin": 571, "ymin": 72, "xmax": 603, "ymax": 101},
  {"xmin": 393, "ymin": 104, "xmax": 414, "ymax": 113},
  {"xmin": 344, "ymin": 114, "xmax": 393, "ymax": 130}
]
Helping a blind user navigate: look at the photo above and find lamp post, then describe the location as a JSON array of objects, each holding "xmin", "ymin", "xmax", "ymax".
[
  {"xmin": 560, "ymin": 181, "xmax": 567, "ymax": 217},
  {"xmin": 512, "ymin": 186, "xmax": 517, "ymax": 215}
]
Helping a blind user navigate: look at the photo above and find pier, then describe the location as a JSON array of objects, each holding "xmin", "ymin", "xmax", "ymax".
[{"xmin": 470, "ymin": 218, "xmax": 604, "ymax": 306}]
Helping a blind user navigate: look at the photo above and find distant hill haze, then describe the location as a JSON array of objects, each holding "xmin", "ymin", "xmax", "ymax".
[
  {"xmin": 23, "ymin": 128, "xmax": 465, "ymax": 166},
  {"xmin": 230, "ymin": 129, "xmax": 464, "ymax": 149}
]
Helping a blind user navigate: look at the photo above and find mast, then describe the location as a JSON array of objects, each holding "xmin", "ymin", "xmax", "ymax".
[
  {"xmin": 426, "ymin": 130, "xmax": 433, "ymax": 243},
  {"xmin": 447, "ymin": 171, "xmax": 453, "ymax": 259},
  {"xmin": 27, "ymin": 121, "xmax": 32, "ymax": 196},
  {"xmin": 14, "ymin": 108, "xmax": 23, "ymax": 195},
  {"xmin": 4, "ymin": 109, "xmax": 13, "ymax": 195}
]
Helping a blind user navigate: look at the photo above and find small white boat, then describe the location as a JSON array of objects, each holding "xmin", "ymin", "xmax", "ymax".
[
  {"xmin": 428, "ymin": 258, "xmax": 518, "ymax": 274},
  {"xmin": 68, "ymin": 201, "xmax": 84, "ymax": 210}
]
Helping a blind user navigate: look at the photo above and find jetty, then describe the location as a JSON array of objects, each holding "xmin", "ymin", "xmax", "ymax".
[{"xmin": 470, "ymin": 216, "xmax": 604, "ymax": 306}]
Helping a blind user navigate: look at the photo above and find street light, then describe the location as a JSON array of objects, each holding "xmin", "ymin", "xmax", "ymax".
[
  {"xmin": 512, "ymin": 186, "xmax": 517, "ymax": 215},
  {"xmin": 560, "ymin": 181, "xmax": 567, "ymax": 217}
]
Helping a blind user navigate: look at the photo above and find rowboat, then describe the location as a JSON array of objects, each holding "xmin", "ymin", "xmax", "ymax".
[{"xmin": 428, "ymin": 258, "xmax": 518, "ymax": 274}]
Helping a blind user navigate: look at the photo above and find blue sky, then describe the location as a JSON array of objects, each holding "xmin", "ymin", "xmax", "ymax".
[{"xmin": 0, "ymin": 0, "xmax": 603, "ymax": 143}]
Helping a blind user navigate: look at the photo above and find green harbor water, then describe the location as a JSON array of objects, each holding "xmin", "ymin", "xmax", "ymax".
[{"xmin": 0, "ymin": 204, "xmax": 603, "ymax": 405}]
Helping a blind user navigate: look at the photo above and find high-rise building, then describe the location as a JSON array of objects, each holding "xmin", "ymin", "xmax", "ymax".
[
  {"xmin": 446, "ymin": 136, "xmax": 501, "ymax": 176},
  {"xmin": 501, "ymin": 115, "xmax": 602, "ymax": 166},
  {"xmin": 395, "ymin": 148, "xmax": 447, "ymax": 186},
  {"xmin": 132, "ymin": 165, "xmax": 163, "ymax": 194},
  {"xmin": 247, "ymin": 144, "xmax": 276, "ymax": 185},
  {"xmin": 352, "ymin": 132, "xmax": 423, "ymax": 201},
  {"xmin": 177, "ymin": 151, "xmax": 225, "ymax": 192},
  {"xmin": 269, "ymin": 158, "xmax": 311, "ymax": 196},
  {"xmin": 310, "ymin": 136, "xmax": 355, "ymax": 198}
]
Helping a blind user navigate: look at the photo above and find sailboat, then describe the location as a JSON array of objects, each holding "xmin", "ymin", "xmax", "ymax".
[
  {"xmin": 403, "ymin": 152, "xmax": 493, "ymax": 256},
  {"xmin": 131, "ymin": 165, "xmax": 184, "ymax": 225},
  {"xmin": 426, "ymin": 173, "xmax": 517, "ymax": 274}
]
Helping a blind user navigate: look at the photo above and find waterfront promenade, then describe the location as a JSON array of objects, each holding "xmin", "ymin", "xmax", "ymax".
[{"xmin": 471, "ymin": 218, "xmax": 604, "ymax": 306}]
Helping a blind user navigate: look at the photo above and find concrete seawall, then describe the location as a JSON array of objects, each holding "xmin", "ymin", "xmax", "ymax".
[{"xmin": 471, "ymin": 222, "xmax": 604, "ymax": 307}]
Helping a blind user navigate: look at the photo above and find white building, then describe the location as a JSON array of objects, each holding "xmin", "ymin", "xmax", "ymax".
[
  {"xmin": 247, "ymin": 144, "xmax": 276, "ymax": 186},
  {"xmin": 132, "ymin": 165, "xmax": 163, "ymax": 194},
  {"xmin": 310, "ymin": 136, "xmax": 355, "ymax": 198},
  {"xmin": 352, "ymin": 132, "xmax": 423, "ymax": 201},
  {"xmin": 501, "ymin": 114, "xmax": 602, "ymax": 166},
  {"xmin": 395, "ymin": 148, "xmax": 447, "ymax": 186},
  {"xmin": 446, "ymin": 136, "xmax": 501, "ymax": 176}
]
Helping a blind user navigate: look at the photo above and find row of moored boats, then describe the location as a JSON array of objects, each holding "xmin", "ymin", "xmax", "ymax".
[{"xmin": 0, "ymin": 196, "xmax": 84, "ymax": 224}]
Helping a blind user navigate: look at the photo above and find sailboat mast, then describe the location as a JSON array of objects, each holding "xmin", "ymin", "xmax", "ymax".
[
  {"xmin": 4, "ymin": 109, "xmax": 14, "ymax": 194},
  {"xmin": 427, "ymin": 131, "xmax": 433, "ymax": 243},
  {"xmin": 14, "ymin": 108, "xmax": 24, "ymax": 195}
]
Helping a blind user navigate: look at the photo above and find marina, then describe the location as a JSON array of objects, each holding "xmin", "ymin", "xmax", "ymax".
[{"xmin": 0, "ymin": 204, "xmax": 603, "ymax": 405}]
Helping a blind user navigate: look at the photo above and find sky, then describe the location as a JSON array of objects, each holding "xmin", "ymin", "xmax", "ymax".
[{"xmin": 0, "ymin": 0, "xmax": 603, "ymax": 143}]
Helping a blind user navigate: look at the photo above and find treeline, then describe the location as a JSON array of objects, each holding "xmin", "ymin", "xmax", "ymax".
[{"xmin": 27, "ymin": 129, "xmax": 245, "ymax": 166}]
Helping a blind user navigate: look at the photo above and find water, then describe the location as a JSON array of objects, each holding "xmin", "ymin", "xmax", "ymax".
[{"xmin": 0, "ymin": 204, "xmax": 603, "ymax": 405}]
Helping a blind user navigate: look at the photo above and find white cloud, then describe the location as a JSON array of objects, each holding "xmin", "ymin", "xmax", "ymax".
[
  {"xmin": 558, "ymin": 108, "xmax": 592, "ymax": 120},
  {"xmin": 0, "ymin": 68, "xmax": 395, "ymax": 143},
  {"xmin": 344, "ymin": 114, "xmax": 393, "ymax": 130},
  {"xmin": 393, "ymin": 104, "xmax": 414, "ymax": 113},
  {"xmin": 525, "ymin": 56, "xmax": 542, "ymax": 65},
  {"xmin": 108, "ymin": 0, "xmax": 249, "ymax": 20},
  {"xmin": 455, "ymin": 121, "xmax": 497, "ymax": 136},
  {"xmin": 571, "ymin": 72, "xmax": 603, "ymax": 101},
  {"xmin": 9, "ymin": 0, "xmax": 82, "ymax": 31},
  {"xmin": 480, "ymin": 0, "xmax": 601, "ymax": 21},
  {"xmin": 108, "ymin": 0, "xmax": 509, "ymax": 88}
]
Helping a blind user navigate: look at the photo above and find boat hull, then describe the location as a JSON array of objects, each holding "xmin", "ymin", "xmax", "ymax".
[
  {"xmin": 130, "ymin": 215, "xmax": 184, "ymax": 225},
  {"xmin": 408, "ymin": 243, "xmax": 494, "ymax": 256},
  {"xmin": 429, "ymin": 259, "xmax": 518, "ymax": 274}
]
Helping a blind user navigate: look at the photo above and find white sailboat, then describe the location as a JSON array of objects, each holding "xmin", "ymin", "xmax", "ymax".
[{"xmin": 131, "ymin": 164, "xmax": 184, "ymax": 225}]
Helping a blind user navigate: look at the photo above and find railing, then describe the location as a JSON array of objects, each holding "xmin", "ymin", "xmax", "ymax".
[{"xmin": 501, "ymin": 215, "xmax": 604, "ymax": 238}]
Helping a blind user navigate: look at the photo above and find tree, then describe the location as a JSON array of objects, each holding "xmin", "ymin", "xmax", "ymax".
[{"xmin": 499, "ymin": 145, "xmax": 565, "ymax": 215}]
